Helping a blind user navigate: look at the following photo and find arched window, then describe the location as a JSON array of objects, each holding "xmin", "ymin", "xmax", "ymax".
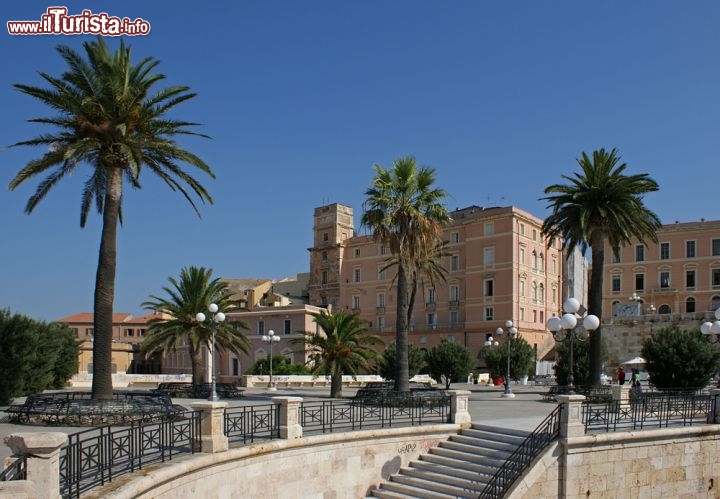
[
  {"xmin": 532, "ymin": 251, "xmax": 538, "ymax": 270},
  {"xmin": 539, "ymin": 253, "xmax": 544, "ymax": 272},
  {"xmin": 685, "ymin": 297, "xmax": 696, "ymax": 313},
  {"xmin": 712, "ymin": 296, "xmax": 720, "ymax": 311},
  {"xmin": 539, "ymin": 283, "xmax": 545, "ymax": 304},
  {"xmin": 532, "ymin": 282, "xmax": 538, "ymax": 301},
  {"xmin": 658, "ymin": 304, "xmax": 671, "ymax": 314}
]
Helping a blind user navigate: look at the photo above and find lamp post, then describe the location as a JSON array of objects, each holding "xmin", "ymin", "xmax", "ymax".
[
  {"xmin": 700, "ymin": 308, "xmax": 720, "ymax": 344},
  {"xmin": 195, "ymin": 303, "xmax": 225, "ymax": 402},
  {"xmin": 262, "ymin": 329, "xmax": 280, "ymax": 391},
  {"xmin": 495, "ymin": 320, "xmax": 518, "ymax": 398},
  {"xmin": 546, "ymin": 298, "xmax": 599, "ymax": 394}
]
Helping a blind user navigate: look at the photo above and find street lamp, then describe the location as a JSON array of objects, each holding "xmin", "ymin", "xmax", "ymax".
[
  {"xmin": 195, "ymin": 303, "xmax": 225, "ymax": 402},
  {"xmin": 700, "ymin": 308, "xmax": 720, "ymax": 344},
  {"xmin": 495, "ymin": 320, "xmax": 518, "ymax": 399},
  {"xmin": 262, "ymin": 329, "xmax": 280, "ymax": 391},
  {"xmin": 546, "ymin": 298, "xmax": 600, "ymax": 394}
]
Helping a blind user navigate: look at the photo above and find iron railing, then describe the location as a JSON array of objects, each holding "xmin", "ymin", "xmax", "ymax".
[
  {"xmin": 300, "ymin": 395, "xmax": 451, "ymax": 435},
  {"xmin": 479, "ymin": 405, "xmax": 563, "ymax": 499},
  {"xmin": 59, "ymin": 410, "xmax": 201, "ymax": 498},
  {"xmin": 583, "ymin": 391, "xmax": 715, "ymax": 433},
  {"xmin": 224, "ymin": 404, "xmax": 280, "ymax": 445},
  {"xmin": 0, "ymin": 456, "xmax": 27, "ymax": 482}
]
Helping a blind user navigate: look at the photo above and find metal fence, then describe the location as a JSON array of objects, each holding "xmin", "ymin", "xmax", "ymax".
[
  {"xmin": 224, "ymin": 404, "xmax": 280, "ymax": 445},
  {"xmin": 299, "ymin": 396, "xmax": 451, "ymax": 435},
  {"xmin": 59, "ymin": 410, "xmax": 201, "ymax": 498},
  {"xmin": 0, "ymin": 456, "xmax": 26, "ymax": 482},
  {"xmin": 583, "ymin": 392, "xmax": 716, "ymax": 433},
  {"xmin": 479, "ymin": 405, "xmax": 563, "ymax": 499}
]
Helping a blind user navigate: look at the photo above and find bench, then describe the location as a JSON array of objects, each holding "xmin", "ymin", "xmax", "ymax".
[
  {"xmin": 541, "ymin": 385, "xmax": 614, "ymax": 403},
  {"xmin": 152, "ymin": 382, "xmax": 245, "ymax": 399}
]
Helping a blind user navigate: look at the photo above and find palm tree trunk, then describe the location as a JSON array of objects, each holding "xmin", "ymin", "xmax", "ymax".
[
  {"xmin": 330, "ymin": 371, "xmax": 343, "ymax": 398},
  {"xmin": 394, "ymin": 263, "xmax": 411, "ymax": 392},
  {"xmin": 91, "ymin": 166, "xmax": 123, "ymax": 400},
  {"xmin": 191, "ymin": 346, "xmax": 205, "ymax": 386},
  {"xmin": 588, "ymin": 229, "xmax": 605, "ymax": 386}
]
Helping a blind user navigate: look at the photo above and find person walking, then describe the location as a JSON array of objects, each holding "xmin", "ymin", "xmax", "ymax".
[{"xmin": 617, "ymin": 366, "xmax": 626, "ymax": 385}]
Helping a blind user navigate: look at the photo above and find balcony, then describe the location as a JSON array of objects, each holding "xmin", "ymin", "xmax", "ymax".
[
  {"xmin": 425, "ymin": 302, "xmax": 436, "ymax": 312},
  {"xmin": 351, "ymin": 308, "xmax": 361, "ymax": 314},
  {"xmin": 652, "ymin": 287, "xmax": 678, "ymax": 295},
  {"xmin": 376, "ymin": 306, "xmax": 385, "ymax": 314},
  {"xmin": 449, "ymin": 300, "xmax": 459, "ymax": 310}
]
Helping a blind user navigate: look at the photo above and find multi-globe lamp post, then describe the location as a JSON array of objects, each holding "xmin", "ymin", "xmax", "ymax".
[
  {"xmin": 195, "ymin": 303, "xmax": 225, "ymax": 402},
  {"xmin": 700, "ymin": 308, "xmax": 720, "ymax": 344},
  {"xmin": 262, "ymin": 329, "xmax": 280, "ymax": 391},
  {"xmin": 546, "ymin": 298, "xmax": 599, "ymax": 394},
  {"xmin": 495, "ymin": 320, "xmax": 518, "ymax": 398}
]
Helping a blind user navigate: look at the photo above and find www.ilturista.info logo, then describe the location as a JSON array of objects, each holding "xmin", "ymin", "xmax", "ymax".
[{"xmin": 8, "ymin": 7, "xmax": 150, "ymax": 36}]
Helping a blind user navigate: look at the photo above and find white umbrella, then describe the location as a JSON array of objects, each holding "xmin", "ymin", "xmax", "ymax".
[{"xmin": 621, "ymin": 356, "xmax": 646, "ymax": 365}]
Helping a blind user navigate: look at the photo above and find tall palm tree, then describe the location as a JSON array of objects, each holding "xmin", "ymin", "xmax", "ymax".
[
  {"xmin": 542, "ymin": 148, "xmax": 661, "ymax": 385},
  {"xmin": 291, "ymin": 310, "xmax": 383, "ymax": 398},
  {"xmin": 141, "ymin": 267, "xmax": 250, "ymax": 386},
  {"xmin": 8, "ymin": 37, "xmax": 213, "ymax": 399},
  {"xmin": 361, "ymin": 156, "xmax": 449, "ymax": 392}
]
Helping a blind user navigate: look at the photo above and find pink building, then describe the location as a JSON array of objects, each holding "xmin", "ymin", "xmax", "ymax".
[{"xmin": 308, "ymin": 203, "xmax": 562, "ymax": 365}]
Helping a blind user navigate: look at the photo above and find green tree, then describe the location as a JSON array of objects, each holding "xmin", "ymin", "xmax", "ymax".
[
  {"xmin": 291, "ymin": 310, "xmax": 383, "ymax": 398},
  {"xmin": 484, "ymin": 337, "xmax": 536, "ymax": 382},
  {"xmin": 141, "ymin": 267, "xmax": 250, "ymax": 386},
  {"xmin": 9, "ymin": 38, "xmax": 213, "ymax": 399},
  {"xmin": 542, "ymin": 148, "xmax": 661, "ymax": 385},
  {"xmin": 361, "ymin": 156, "xmax": 449, "ymax": 392},
  {"xmin": 641, "ymin": 326, "xmax": 720, "ymax": 389},
  {"xmin": 553, "ymin": 333, "xmax": 608, "ymax": 387},
  {"xmin": 377, "ymin": 342, "xmax": 426, "ymax": 381},
  {"xmin": 425, "ymin": 339, "xmax": 474, "ymax": 389},
  {"xmin": 248, "ymin": 356, "xmax": 311, "ymax": 375},
  {"xmin": 0, "ymin": 310, "xmax": 79, "ymax": 404}
]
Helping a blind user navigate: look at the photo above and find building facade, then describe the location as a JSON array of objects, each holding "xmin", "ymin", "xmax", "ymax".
[{"xmin": 308, "ymin": 203, "xmax": 563, "ymax": 365}]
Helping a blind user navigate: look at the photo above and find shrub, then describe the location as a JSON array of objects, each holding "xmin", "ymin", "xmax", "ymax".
[
  {"xmin": 553, "ymin": 332, "xmax": 607, "ymax": 386},
  {"xmin": 484, "ymin": 337, "xmax": 536, "ymax": 381},
  {"xmin": 425, "ymin": 339, "xmax": 474, "ymax": 389},
  {"xmin": 377, "ymin": 342, "xmax": 426, "ymax": 380}
]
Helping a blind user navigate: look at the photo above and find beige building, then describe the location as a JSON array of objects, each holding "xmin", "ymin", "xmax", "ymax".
[{"xmin": 308, "ymin": 203, "xmax": 563, "ymax": 366}]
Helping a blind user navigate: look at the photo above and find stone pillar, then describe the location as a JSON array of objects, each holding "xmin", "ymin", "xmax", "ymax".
[
  {"xmin": 273, "ymin": 396, "xmax": 303, "ymax": 439},
  {"xmin": 191, "ymin": 401, "xmax": 229, "ymax": 453},
  {"xmin": 448, "ymin": 390, "xmax": 472, "ymax": 428},
  {"xmin": 710, "ymin": 388, "xmax": 720, "ymax": 424},
  {"xmin": 4, "ymin": 432, "xmax": 67, "ymax": 499},
  {"xmin": 611, "ymin": 384, "xmax": 631, "ymax": 404},
  {"xmin": 556, "ymin": 394, "xmax": 586, "ymax": 438}
]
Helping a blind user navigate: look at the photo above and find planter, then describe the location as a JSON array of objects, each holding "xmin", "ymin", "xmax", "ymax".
[
  {"xmin": 520, "ymin": 375, "xmax": 529, "ymax": 385},
  {"xmin": 492, "ymin": 375, "xmax": 504, "ymax": 386}
]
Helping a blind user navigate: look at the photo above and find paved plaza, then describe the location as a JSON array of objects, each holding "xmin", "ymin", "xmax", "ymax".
[{"xmin": 0, "ymin": 382, "xmax": 554, "ymax": 463}]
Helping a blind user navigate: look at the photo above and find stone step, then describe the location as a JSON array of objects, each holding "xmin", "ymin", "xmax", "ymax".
[
  {"xmin": 460, "ymin": 427, "xmax": 529, "ymax": 445},
  {"xmin": 373, "ymin": 480, "xmax": 457, "ymax": 499},
  {"xmin": 430, "ymin": 445, "xmax": 507, "ymax": 467},
  {"xmin": 439, "ymin": 439, "xmax": 513, "ymax": 459},
  {"xmin": 365, "ymin": 488, "xmax": 422, "ymax": 499},
  {"xmin": 418, "ymin": 451, "xmax": 498, "ymax": 475},
  {"xmin": 410, "ymin": 458, "xmax": 494, "ymax": 483},
  {"xmin": 449, "ymin": 433, "xmax": 518, "ymax": 452},
  {"xmin": 468, "ymin": 424, "xmax": 531, "ymax": 440},
  {"xmin": 400, "ymin": 466, "xmax": 488, "ymax": 492},
  {"xmin": 390, "ymin": 473, "xmax": 479, "ymax": 499}
]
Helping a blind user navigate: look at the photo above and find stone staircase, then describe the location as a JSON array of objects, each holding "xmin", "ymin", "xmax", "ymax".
[{"xmin": 366, "ymin": 424, "xmax": 530, "ymax": 498}]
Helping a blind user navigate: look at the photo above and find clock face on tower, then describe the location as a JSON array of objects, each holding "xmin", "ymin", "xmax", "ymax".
[{"xmin": 613, "ymin": 302, "xmax": 641, "ymax": 317}]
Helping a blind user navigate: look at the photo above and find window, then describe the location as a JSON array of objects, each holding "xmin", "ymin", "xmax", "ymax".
[
  {"xmin": 451, "ymin": 232, "xmax": 460, "ymax": 243},
  {"xmin": 377, "ymin": 316, "xmax": 385, "ymax": 329},
  {"xmin": 321, "ymin": 271, "xmax": 328, "ymax": 285},
  {"xmin": 379, "ymin": 245, "xmax": 386, "ymax": 255},
  {"xmin": 635, "ymin": 273, "xmax": 645, "ymax": 291},
  {"xmin": 85, "ymin": 328, "xmax": 94, "ymax": 336},
  {"xmin": 552, "ymin": 256, "xmax": 557, "ymax": 274},
  {"xmin": 713, "ymin": 239, "xmax": 720, "ymax": 256},
  {"xmin": 484, "ymin": 223, "xmax": 494, "ymax": 236},
  {"xmin": 612, "ymin": 246, "xmax": 621, "ymax": 263},
  {"xmin": 658, "ymin": 304, "xmax": 671, "ymax": 314},
  {"xmin": 539, "ymin": 253, "xmax": 544, "ymax": 272},
  {"xmin": 612, "ymin": 275, "xmax": 621, "ymax": 292},
  {"xmin": 352, "ymin": 295, "xmax": 361, "ymax": 310},
  {"xmin": 450, "ymin": 285, "xmax": 459, "ymax": 301},
  {"xmin": 125, "ymin": 329, "xmax": 134, "ymax": 337},
  {"xmin": 533, "ymin": 310, "xmax": 537, "ymax": 322},
  {"xmin": 539, "ymin": 283, "xmax": 545, "ymax": 304},
  {"xmin": 686, "ymin": 270, "xmax": 696, "ymax": 288},
  {"xmin": 258, "ymin": 320, "xmax": 265, "ymax": 336},
  {"xmin": 354, "ymin": 248, "xmax": 361, "ymax": 257},
  {"xmin": 532, "ymin": 251, "xmax": 538, "ymax": 270},
  {"xmin": 323, "ymin": 232, "xmax": 329, "ymax": 242},
  {"xmin": 378, "ymin": 267, "xmax": 386, "ymax": 280},
  {"xmin": 519, "ymin": 248, "xmax": 525, "ymax": 265},
  {"xmin": 341, "ymin": 232, "xmax": 348, "ymax": 240},
  {"xmin": 450, "ymin": 255, "xmax": 459, "ymax": 271},
  {"xmin": 686, "ymin": 297, "xmax": 696, "ymax": 313},
  {"xmin": 686, "ymin": 240, "xmax": 696, "ymax": 258},
  {"xmin": 484, "ymin": 247, "xmax": 494, "ymax": 265},
  {"xmin": 520, "ymin": 308, "xmax": 525, "ymax": 320},
  {"xmin": 485, "ymin": 307, "xmax": 494, "ymax": 321},
  {"xmin": 232, "ymin": 358, "xmax": 239, "ymax": 376},
  {"xmin": 660, "ymin": 242, "xmax": 670, "ymax": 260},
  {"xmin": 660, "ymin": 271, "xmax": 670, "ymax": 289},
  {"xmin": 284, "ymin": 319, "xmax": 292, "ymax": 335},
  {"xmin": 484, "ymin": 279, "xmax": 494, "ymax": 297},
  {"xmin": 377, "ymin": 293, "xmax": 385, "ymax": 308},
  {"xmin": 353, "ymin": 268, "xmax": 361, "ymax": 283},
  {"xmin": 635, "ymin": 245, "xmax": 645, "ymax": 262},
  {"xmin": 322, "ymin": 251, "xmax": 327, "ymax": 261},
  {"xmin": 713, "ymin": 269, "xmax": 720, "ymax": 287},
  {"xmin": 532, "ymin": 229, "xmax": 538, "ymax": 241},
  {"xmin": 450, "ymin": 311, "xmax": 459, "ymax": 326},
  {"xmin": 320, "ymin": 295, "xmax": 328, "ymax": 306},
  {"xmin": 519, "ymin": 279, "xmax": 525, "ymax": 297},
  {"xmin": 520, "ymin": 223, "xmax": 525, "ymax": 236},
  {"xmin": 552, "ymin": 287, "xmax": 557, "ymax": 304},
  {"xmin": 70, "ymin": 328, "xmax": 78, "ymax": 336},
  {"xmin": 427, "ymin": 288, "xmax": 435, "ymax": 304},
  {"xmin": 427, "ymin": 313, "xmax": 437, "ymax": 327}
]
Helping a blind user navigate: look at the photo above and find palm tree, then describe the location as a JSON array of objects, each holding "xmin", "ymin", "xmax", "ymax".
[
  {"xmin": 141, "ymin": 267, "xmax": 250, "ymax": 386},
  {"xmin": 542, "ymin": 148, "xmax": 661, "ymax": 385},
  {"xmin": 8, "ymin": 38, "xmax": 213, "ymax": 399},
  {"xmin": 361, "ymin": 156, "xmax": 449, "ymax": 392},
  {"xmin": 291, "ymin": 310, "xmax": 383, "ymax": 398}
]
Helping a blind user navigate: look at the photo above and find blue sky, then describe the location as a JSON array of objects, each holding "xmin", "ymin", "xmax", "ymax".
[{"xmin": 1, "ymin": 1, "xmax": 718, "ymax": 322}]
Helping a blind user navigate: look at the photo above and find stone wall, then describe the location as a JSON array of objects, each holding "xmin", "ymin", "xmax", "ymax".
[{"xmin": 511, "ymin": 426, "xmax": 720, "ymax": 498}]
